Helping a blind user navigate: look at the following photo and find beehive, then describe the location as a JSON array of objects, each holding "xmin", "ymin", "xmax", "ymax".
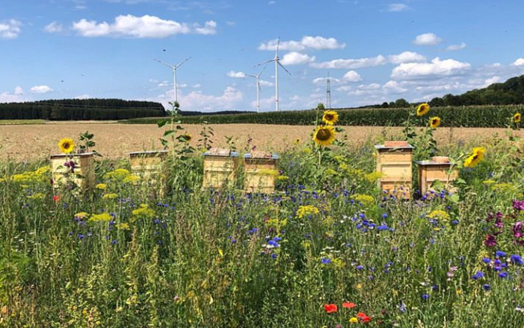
[
  {"xmin": 50, "ymin": 153, "xmax": 95, "ymax": 191},
  {"xmin": 244, "ymin": 151, "xmax": 279, "ymax": 194},
  {"xmin": 203, "ymin": 148, "xmax": 239, "ymax": 189},
  {"xmin": 417, "ymin": 156, "xmax": 458, "ymax": 196},
  {"xmin": 129, "ymin": 150, "xmax": 167, "ymax": 180},
  {"xmin": 375, "ymin": 142, "xmax": 413, "ymax": 199}
]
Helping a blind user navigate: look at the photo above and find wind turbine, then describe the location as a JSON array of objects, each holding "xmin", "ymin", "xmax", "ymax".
[
  {"xmin": 246, "ymin": 64, "xmax": 268, "ymax": 113},
  {"xmin": 257, "ymin": 38, "xmax": 290, "ymax": 111},
  {"xmin": 154, "ymin": 57, "xmax": 191, "ymax": 108}
]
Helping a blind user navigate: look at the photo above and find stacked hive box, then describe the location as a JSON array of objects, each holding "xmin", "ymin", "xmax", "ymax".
[
  {"xmin": 50, "ymin": 153, "xmax": 95, "ymax": 191},
  {"xmin": 417, "ymin": 156, "xmax": 458, "ymax": 196},
  {"xmin": 244, "ymin": 151, "xmax": 279, "ymax": 194},
  {"xmin": 375, "ymin": 141, "xmax": 413, "ymax": 199},
  {"xmin": 129, "ymin": 150, "xmax": 167, "ymax": 180},
  {"xmin": 203, "ymin": 148, "xmax": 239, "ymax": 189}
]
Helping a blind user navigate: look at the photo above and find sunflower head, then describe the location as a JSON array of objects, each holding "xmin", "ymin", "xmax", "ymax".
[
  {"xmin": 313, "ymin": 125, "xmax": 336, "ymax": 146},
  {"xmin": 322, "ymin": 110, "xmax": 339, "ymax": 125},
  {"xmin": 58, "ymin": 138, "xmax": 75, "ymax": 154},
  {"xmin": 464, "ymin": 147, "xmax": 485, "ymax": 168},
  {"xmin": 429, "ymin": 116, "xmax": 441, "ymax": 128},
  {"xmin": 416, "ymin": 103, "xmax": 430, "ymax": 117},
  {"xmin": 514, "ymin": 113, "xmax": 521, "ymax": 123}
]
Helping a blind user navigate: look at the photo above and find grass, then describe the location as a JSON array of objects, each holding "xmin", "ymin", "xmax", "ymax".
[
  {"xmin": 1, "ymin": 116, "xmax": 524, "ymax": 327},
  {"xmin": 0, "ymin": 119, "xmax": 46, "ymax": 125}
]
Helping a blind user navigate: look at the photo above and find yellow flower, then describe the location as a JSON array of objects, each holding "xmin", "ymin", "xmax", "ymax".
[
  {"xmin": 429, "ymin": 116, "xmax": 441, "ymax": 128},
  {"xmin": 482, "ymin": 180, "xmax": 496, "ymax": 185},
  {"xmin": 349, "ymin": 317, "xmax": 359, "ymax": 324},
  {"xmin": 276, "ymin": 175, "xmax": 289, "ymax": 181},
  {"xmin": 104, "ymin": 168, "xmax": 131, "ymax": 181},
  {"xmin": 416, "ymin": 103, "xmax": 430, "ymax": 116},
  {"xmin": 322, "ymin": 110, "xmax": 339, "ymax": 125},
  {"xmin": 514, "ymin": 112, "xmax": 521, "ymax": 123},
  {"xmin": 102, "ymin": 193, "xmax": 118, "ymax": 199},
  {"xmin": 131, "ymin": 204, "xmax": 156, "ymax": 221},
  {"xmin": 464, "ymin": 147, "xmax": 485, "ymax": 168},
  {"xmin": 116, "ymin": 222, "xmax": 130, "ymax": 230},
  {"xmin": 428, "ymin": 210, "xmax": 450, "ymax": 221},
  {"xmin": 351, "ymin": 194, "xmax": 375, "ymax": 205},
  {"xmin": 96, "ymin": 183, "xmax": 107, "ymax": 190},
  {"xmin": 89, "ymin": 213, "xmax": 112, "ymax": 222},
  {"xmin": 296, "ymin": 205, "xmax": 319, "ymax": 219},
  {"xmin": 313, "ymin": 125, "xmax": 336, "ymax": 146},
  {"xmin": 58, "ymin": 138, "xmax": 75, "ymax": 154},
  {"xmin": 28, "ymin": 193, "xmax": 45, "ymax": 200},
  {"xmin": 122, "ymin": 175, "xmax": 140, "ymax": 184},
  {"xmin": 74, "ymin": 212, "xmax": 89, "ymax": 219}
]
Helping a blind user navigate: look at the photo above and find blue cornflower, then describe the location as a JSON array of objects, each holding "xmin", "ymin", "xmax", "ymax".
[
  {"xmin": 472, "ymin": 271, "xmax": 484, "ymax": 280},
  {"xmin": 499, "ymin": 272, "xmax": 509, "ymax": 278},
  {"xmin": 398, "ymin": 302, "xmax": 407, "ymax": 312},
  {"xmin": 495, "ymin": 250, "xmax": 507, "ymax": 257},
  {"xmin": 483, "ymin": 284, "xmax": 490, "ymax": 291},
  {"xmin": 356, "ymin": 265, "xmax": 364, "ymax": 270},
  {"xmin": 482, "ymin": 257, "xmax": 491, "ymax": 264},
  {"xmin": 377, "ymin": 224, "xmax": 388, "ymax": 231},
  {"xmin": 451, "ymin": 220, "xmax": 459, "ymax": 225},
  {"xmin": 511, "ymin": 254, "xmax": 524, "ymax": 265},
  {"xmin": 382, "ymin": 213, "xmax": 388, "ymax": 219},
  {"xmin": 111, "ymin": 239, "xmax": 117, "ymax": 245},
  {"xmin": 78, "ymin": 234, "xmax": 84, "ymax": 240},
  {"xmin": 273, "ymin": 237, "xmax": 282, "ymax": 242},
  {"xmin": 322, "ymin": 257, "xmax": 331, "ymax": 265},
  {"xmin": 422, "ymin": 294, "xmax": 430, "ymax": 300},
  {"xmin": 271, "ymin": 254, "xmax": 277, "ymax": 259},
  {"xmin": 268, "ymin": 240, "xmax": 280, "ymax": 247}
]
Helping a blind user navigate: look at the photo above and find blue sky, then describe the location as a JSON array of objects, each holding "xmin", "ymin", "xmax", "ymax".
[{"xmin": 1, "ymin": 0, "xmax": 524, "ymax": 112}]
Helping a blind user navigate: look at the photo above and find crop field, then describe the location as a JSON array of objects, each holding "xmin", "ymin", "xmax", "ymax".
[
  {"xmin": 2, "ymin": 108, "xmax": 524, "ymax": 327},
  {"xmin": 1, "ymin": 122, "xmax": 524, "ymax": 160}
]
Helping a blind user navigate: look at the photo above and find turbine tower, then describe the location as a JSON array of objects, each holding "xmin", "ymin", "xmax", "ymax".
[
  {"xmin": 326, "ymin": 73, "xmax": 332, "ymax": 109},
  {"xmin": 154, "ymin": 57, "xmax": 191, "ymax": 108},
  {"xmin": 257, "ymin": 38, "xmax": 290, "ymax": 111},
  {"xmin": 246, "ymin": 64, "xmax": 267, "ymax": 113}
]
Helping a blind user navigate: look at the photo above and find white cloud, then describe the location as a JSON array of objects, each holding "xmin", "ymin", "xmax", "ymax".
[
  {"xmin": 446, "ymin": 42, "xmax": 466, "ymax": 51},
  {"xmin": 44, "ymin": 21, "xmax": 63, "ymax": 33},
  {"xmin": 0, "ymin": 86, "xmax": 27, "ymax": 103},
  {"xmin": 30, "ymin": 85, "xmax": 53, "ymax": 94},
  {"xmin": 192, "ymin": 83, "xmax": 201, "ymax": 88},
  {"xmin": 484, "ymin": 76, "xmax": 500, "ymax": 86},
  {"xmin": 391, "ymin": 57, "xmax": 471, "ymax": 80},
  {"xmin": 227, "ymin": 71, "xmax": 246, "ymax": 78},
  {"xmin": 388, "ymin": 51, "xmax": 426, "ymax": 64},
  {"xmin": 259, "ymin": 80, "xmax": 274, "ymax": 87},
  {"xmin": 72, "ymin": 15, "xmax": 216, "ymax": 38},
  {"xmin": 383, "ymin": 81, "xmax": 408, "ymax": 94},
  {"xmin": 388, "ymin": 4, "xmax": 409, "ymax": 11},
  {"xmin": 75, "ymin": 94, "xmax": 92, "ymax": 99},
  {"xmin": 226, "ymin": 21, "xmax": 236, "ymax": 26},
  {"xmin": 259, "ymin": 36, "xmax": 345, "ymax": 51},
  {"xmin": 342, "ymin": 70, "xmax": 362, "ymax": 82},
  {"xmin": 179, "ymin": 86, "xmax": 243, "ymax": 112},
  {"xmin": 311, "ymin": 55, "xmax": 387, "ymax": 69},
  {"xmin": 358, "ymin": 83, "xmax": 381, "ymax": 90},
  {"xmin": 0, "ymin": 19, "xmax": 22, "ymax": 39},
  {"xmin": 413, "ymin": 33, "xmax": 442, "ymax": 46},
  {"xmin": 280, "ymin": 52, "xmax": 315, "ymax": 65},
  {"xmin": 193, "ymin": 20, "xmax": 217, "ymax": 35},
  {"xmin": 513, "ymin": 58, "xmax": 524, "ymax": 66}
]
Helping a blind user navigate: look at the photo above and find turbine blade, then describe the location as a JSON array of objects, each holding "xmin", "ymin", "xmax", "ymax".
[
  {"xmin": 154, "ymin": 59, "xmax": 174, "ymax": 68},
  {"xmin": 278, "ymin": 61, "xmax": 291, "ymax": 75},
  {"xmin": 276, "ymin": 36, "xmax": 280, "ymax": 56},
  {"xmin": 256, "ymin": 59, "xmax": 274, "ymax": 67},
  {"xmin": 176, "ymin": 57, "xmax": 191, "ymax": 68},
  {"xmin": 258, "ymin": 63, "xmax": 268, "ymax": 77}
]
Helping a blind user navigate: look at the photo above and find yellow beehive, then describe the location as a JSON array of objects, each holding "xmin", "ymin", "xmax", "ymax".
[
  {"xmin": 203, "ymin": 148, "xmax": 239, "ymax": 189},
  {"xmin": 244, "ymin": 151, "xmax": 279, "ymax": 194},
  {"xmin": 129, "ymin": 150, "xmax": 167, "ymax": 180},
  {"xmin": 417, "ymin": 156, "xmax": 458, "ymax": 196},
  {"xmin": 375, "ymin": 142, "xmax": 413, "ymax": 199},
  {"xmin": 50, "ymin": 153, "xmax": 95, "ymax": 191}
]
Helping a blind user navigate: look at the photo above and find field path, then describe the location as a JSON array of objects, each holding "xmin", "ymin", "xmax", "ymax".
[{"xmin": 0, "ymin": 122, "xmax": 520, "ymax": 161}]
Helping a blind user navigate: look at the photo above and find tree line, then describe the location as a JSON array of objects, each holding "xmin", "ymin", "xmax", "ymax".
[{"xmin": 0, "ymin": 99, "xmax": 166, "ymax": 120}]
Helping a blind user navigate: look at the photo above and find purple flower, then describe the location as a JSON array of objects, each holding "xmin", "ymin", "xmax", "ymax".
[
  {"xmin": 499, "ymin": 272, "xmax": 509, "ymax": 278},
  {"xmin": 472, "ymin": 271, "xmax": 485, "ymax": 280},
  {"xmin": 322, "ymin": 257, "xmax": 331, "ymax": 265},
  {"xmin": 513, "ymin": 200, "xmax": 524, "ymax": 211},
  {"xmin": 485, "ymin": 235, "xmax": 497, "ymax": 247},
  {"xmin": 511, "ymin": 254, "xmax": 524, "ymax": 265},
  {"xmin": 357, "ymin": 265, "xmax": 365, "ymax": 270},
  {"xmin": 495, "ymin": 250, "xmax": 507, "ymax": 257},
  {"xmin": 482, "ymin": 257, "xmax": 491, "ymax": 264},
  {"xmin": 514, "ymin": 222, "xmax": 523, "ymax": 238}
]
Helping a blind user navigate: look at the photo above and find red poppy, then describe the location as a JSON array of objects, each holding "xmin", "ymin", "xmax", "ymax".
[
  {"xmin": 361, "ymin": 316, "xmax": 371, "ymax": 323},
  {"xmin": 343, "ymin": 302, "xmax": 357, "ymax": 309},
  {"xmin": 324, "ymin": 304, "xmax": 338, "ymax": 313},
  {"xmin": 53, "ymin": 195, "xmax": 60, "ymax": 202},
  {"xmin": 357, "ymin": 312, "xmax": 371, "ymax": 323}
]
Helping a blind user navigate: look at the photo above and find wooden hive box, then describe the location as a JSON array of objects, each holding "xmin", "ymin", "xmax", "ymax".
[
  {"xmin": 50, "ymin": 153, "xmax": 95, "ymax": 191},
  {"xmin": 129, "ymin": 150, "xmax": 167, "ymax": 180},
  {"xmin": 203, "ymin": 148, "xmax": 239, "ymax": 189},
  {"xmin": 375, "ymin": 142, "xmax": 413, "ymax": 199},
  {"xmin": 417, "ymin": 156, "xmax": 458, "ymax": 196},
  {"xmin": 244, "ymin": 151, "xmax": 279, "ymax": 194}
]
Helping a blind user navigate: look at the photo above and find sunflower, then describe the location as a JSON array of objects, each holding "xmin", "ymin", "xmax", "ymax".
[
  {"xmin": 58, "ymin": 138, "xmax": 75, "ymax": 154},
  {"xmin": 514, "ymin": 112, "xmax": 521, "ymax": 123},
  {"xmin": 429, "ymin": 116, "xmax": 441, "ymax": 128},
  {"xmin": 464, "ymin": 147, "xmax": 485, "ymax": 168},
  {"xmin": 313, "ymin": 125, "xmax": 336, "ymax": 146},
  {"xmin": 322, "ymin": 110, "xmax": 339, "ymax": 125},
  {"xmin": 416, "ymin": 103, "xmax": 430, "ymax": 116}
]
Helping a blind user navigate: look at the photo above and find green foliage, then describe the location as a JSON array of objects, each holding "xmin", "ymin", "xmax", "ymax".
[{"xmin": 121, "ymin": 105, "xmax": 524, "ymax": 128}]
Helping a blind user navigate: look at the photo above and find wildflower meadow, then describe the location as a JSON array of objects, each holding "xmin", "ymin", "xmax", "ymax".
[{"xmin": 2, "ymin": 105, "xmax": 524, "ymax": 327}]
